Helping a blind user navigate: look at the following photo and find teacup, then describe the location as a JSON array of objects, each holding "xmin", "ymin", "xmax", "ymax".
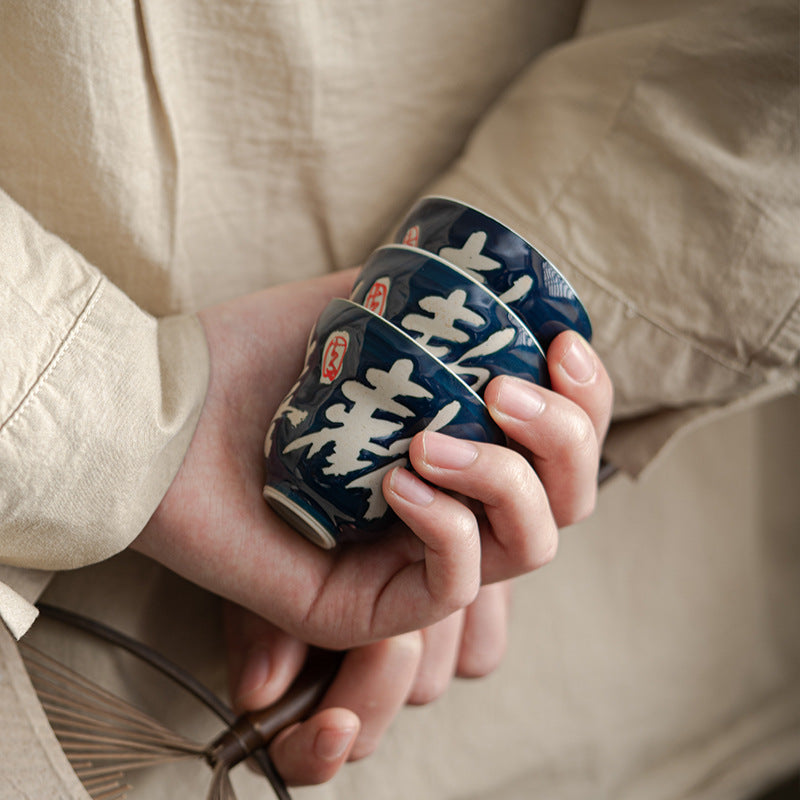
[
  {"xmin": 350, "ymin": 244, "xmax": 549, "ymax": 393},
  {"xmin": 395, "ymin": 195, "xmax": 592, "ymax": 348},
  {"xmin": 263, "ymin": 298, "xmax": 505, "ymax": 549}
]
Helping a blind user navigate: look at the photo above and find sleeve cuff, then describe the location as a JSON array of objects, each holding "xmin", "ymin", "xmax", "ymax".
[{"xmin": 0, "ymin": 277, "xmax": 209, "ymax": 570}]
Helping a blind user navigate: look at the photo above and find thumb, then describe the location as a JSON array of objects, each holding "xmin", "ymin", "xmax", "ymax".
[{"xmin": 224, "ymin": 602, "xmax": 309, "ymax": 712}]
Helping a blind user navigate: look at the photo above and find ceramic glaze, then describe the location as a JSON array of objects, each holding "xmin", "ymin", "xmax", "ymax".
[
  {"xmin": 264, "ymin": 299, "xmax": 504, "ymax": 548},
  {"xmin": 395, "ymin": 196, "xmax": 592, "ymax": 348},
  {"xmin": 351, "ymin": 245, "xmax": 549, "ymax": 393}
]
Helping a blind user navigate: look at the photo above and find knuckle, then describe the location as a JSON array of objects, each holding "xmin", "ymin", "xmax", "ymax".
[
  {"xmin": 439, "ymin": 572, "xmax": 481, "ymax": 617},
  {"xmin": 561, "ymin": 486, "xmax": 598, "ymax": 527},
  {"xmin": 426, "ymin": 506, "xmax": 481, "ymax": 616},
  {"xmin": 536, "ymin": 528, "xmax": 560, "ymax": 568},
  {"xmin": 451, "ymin": 504, "xmax": 481, "ymax": 544},
  {"xmin": 492, "ymin": 474, "xmax": 558, "ymax": 574},
  {"xmin": 565, "ymin": 409, "xmax": 598, "ymax": 464},
  {"xmin": 387, "ymin": 630, "xmax": 425, "ymax": 666},
  {"xmin": 458, "ymin": 602, "xmax": 509, "ymax": 676},
  {"xmin": 409, "ymin": 673, "xmax": 450, "ymax": 706},
  {"xmin": 483, "ymin": 449, "xmax": 534, "ymax": 507},
  {"xmin": 408, "ymin": 688, "xmax": 434, "ymax": 706},
  {"xmin": 459, "ymin": 647, "xmax": 505, "ymax": 679},
  {"xmin": 444, "ymin": 576, "xmax": 481, "ymax": 616},
  {"xmin": 518, "ymin": 525, "xmax": 559, "ymax": 573}
]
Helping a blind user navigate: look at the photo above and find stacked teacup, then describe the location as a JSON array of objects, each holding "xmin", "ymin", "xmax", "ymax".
[{"xmin": 263, "ymin": 197, "xmax": 592, "ymax": 549}]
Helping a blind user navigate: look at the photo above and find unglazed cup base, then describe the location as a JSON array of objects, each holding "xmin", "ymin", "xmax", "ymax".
[{"xmin": 263, "ymin": 485, "xmax": 337, "ymax": 550}]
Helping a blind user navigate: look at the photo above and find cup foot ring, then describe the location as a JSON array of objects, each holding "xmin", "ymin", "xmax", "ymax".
[{"xmin": 263, "ymin": 485, "xmax": 338, "ymax": 549}]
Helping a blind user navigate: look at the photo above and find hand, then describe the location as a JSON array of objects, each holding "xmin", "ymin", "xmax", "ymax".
[
  {"xmin": 133, "ymin": 272, "xmax": 612, "ymax": 650},
  {"xmin": 383, "ymin": 328, "xmax": 613, "ymax": 585},
  {"xmin": 224, "ymin": 581, "xmax": 512, "ymax": 786},
  {"xmin": 133, "ymin": 269, "xmax": 610, "ymax": 786}
]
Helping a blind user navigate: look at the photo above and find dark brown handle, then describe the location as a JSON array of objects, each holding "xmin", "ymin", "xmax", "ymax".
[{"xmin": 208, "ymin": 648, "xmax": 345, "ymax": 768}]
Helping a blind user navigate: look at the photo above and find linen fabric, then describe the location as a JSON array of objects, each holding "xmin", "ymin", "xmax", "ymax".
[{"xmin": 0, "ymin": 0, "xmax": 798, "ymax": 798}]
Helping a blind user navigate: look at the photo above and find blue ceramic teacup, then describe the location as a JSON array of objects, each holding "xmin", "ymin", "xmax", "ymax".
[
  {"xmin": 395, "ymin": 196, "xmax": 592, "ymax": 348},
  {"xmin": 350, "ymin": 244, "xmax": 549, "ymax": 394},
  {"xmin": 263, "ymin": 298, "xmax": 504, "ymax": 549}
]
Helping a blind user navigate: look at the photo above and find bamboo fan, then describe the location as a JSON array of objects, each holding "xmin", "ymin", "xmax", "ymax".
[{"xmin": 21, "ymin": 604, "xmax": 343, "ymax": 800}]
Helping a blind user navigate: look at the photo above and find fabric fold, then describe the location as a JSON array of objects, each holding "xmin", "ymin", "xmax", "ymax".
[
  {"xmin": 424, "ymin": 0, "xmax": 799, "ymax": 474},
  {"xmin": 0, "ymin": 195, "xmax": 209, "ymax": 575}
]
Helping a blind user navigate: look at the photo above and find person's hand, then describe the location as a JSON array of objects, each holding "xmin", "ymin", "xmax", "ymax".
[
  {"xmin": 131, "ymin": 268, "xmax": 611, "ymax": 784},
  {"xmin": 224, "ymin": 581, "xmax": 512, "ymax": 785},
  {"xmin": 133, "ymin": 270, "xmax": 612, "ymax": 649},
  {"xmin": 384, "ymin": 326, "xmax": 613, "ymax": 585},
  {"xmin": 216, "ymin": 309, "xmax": 610, "ymax": 785},
  {"xmin": 130, "ymin": 267, "xmax": 610, "ymax": 784}
]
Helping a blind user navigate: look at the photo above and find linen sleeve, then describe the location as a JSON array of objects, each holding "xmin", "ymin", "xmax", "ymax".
[
  {"xmin": 421, "ymin": 0, "xmax": 799, "ymax": 475},
  {"xmin": 0, "ymin": 189, "xmax": 209, "ymax": 636}
]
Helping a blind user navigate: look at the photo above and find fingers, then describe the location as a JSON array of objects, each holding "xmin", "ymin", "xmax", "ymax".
[
  {"xmin": 483, "ymin": 331, "xmax": 612, "ymax": 527},
  {"xmin": 546, "ymin": 330, "xmax": 613, "ymax": 447},
  {"xmin": 483, "ymin": 376, "xmax": 596, "ymax": 528},
  {"xmin": 228, "ymin": 594, "xmax": 512, "ymax": 786},
  {"xmin": 457, "ymin": 580, "xmax": 512, "ymax": 678},
  {"xmin": 274, "ymin": 594, "xmax": 511, "ymax": 784},
  {"xmin": 407, "ymin": 580, "xmax": 512, "ymax": 703},
  {"xmin": 374, "ymin": 467, "xmax": 481, "ymax": 627},
  {"xmin": 258, "ymin": 332, "xmax": 609, "ymax": 649},
  {"xmin": 255, "ymin": 470, "xmax": 483, "ymax": 648},
  {"xmin": 227, "ymin": 605, "xmax": 421, "ymax": 784},
  {"xmin": 226, "ymin": 603, "xmax": 359, "ymax": 786},
  {"xmin": 268, "ymin": 707, "xmax": 360, "ymax": 786},
  {"xmin": 404, "ymin": 430, "xmax": 559, "ymax": 581},
  {"xmin": 319, "ymin": 633, "xmax": 423, "ymax": 760},
  {"xmin": 392, "ymin": 332, "xmax": 611, "ymax": 582},
  {"xmin": 225, "ymin": 602, "xmax": 309, "ymax": 711},
  {"xmin": 407, "ymin": 611, "xmax": 465, "ymax": 705},
  {"xmin": 269, "ymin": 632, "xmax": 425, "ymax": 784}
]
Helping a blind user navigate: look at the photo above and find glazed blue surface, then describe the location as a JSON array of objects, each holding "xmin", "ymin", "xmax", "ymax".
[
  {"xmin": 264, "ymin": 299, "xmax": 504, "ymax": 547},
  {"xmin": 350, "ymin": 244, "xmax": 549, "ymax": 393},
  {"xmin": 395, "ymin": 196, "xmax": 592, "ymax": 348}
]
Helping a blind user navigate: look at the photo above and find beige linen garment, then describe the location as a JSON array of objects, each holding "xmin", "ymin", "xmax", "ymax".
[{"xmin": 1, "ymin": 0, "xmax": 798, "ymax": 798}]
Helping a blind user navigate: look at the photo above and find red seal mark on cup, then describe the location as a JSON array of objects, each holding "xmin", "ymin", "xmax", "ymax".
[
  {"xmin": 321, "ymin": 331, "xmax": 349, "ymax": 384},
  {"xmin": 364, "ymin": 277, "xmax": 390, "ymax": 316},
  {"xmin": 402, "ymin": 225, "xmax": 420, "ymax": 247}
]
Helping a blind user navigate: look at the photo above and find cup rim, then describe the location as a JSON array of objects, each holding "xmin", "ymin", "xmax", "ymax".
[
  {"xmin": 327, "ymin": 297, "xmax": 491, "ymax": 410},
  {"xmin": 403, "ymin": 194, "xmax": 588, "ymax": 315},
  {"xmin": 365, "ymin": 243, "xmax": 547, "ymax": 361}
]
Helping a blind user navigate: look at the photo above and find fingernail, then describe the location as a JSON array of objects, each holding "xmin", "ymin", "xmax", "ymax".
[
  {"xmin": 493, "ymin": 377, "xmax": 546, "ymax": 420},
  {"xmin": 389, "ymin": 467, "xmax": 436, "ymax": 506},
  {"xmin": 236, "ymin": 646, "xmax": 271, "ymax": 701},
  {"xmin": 422, "ymin": 431, "xmax": 478, "ymax": 470},
  {"xmin": 561, "ymin": 337, "xmax": 596, "ymax": 383},
  {"xmin": 314, "ymin": 727, "xmax": 357, "ymax": 761}
]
